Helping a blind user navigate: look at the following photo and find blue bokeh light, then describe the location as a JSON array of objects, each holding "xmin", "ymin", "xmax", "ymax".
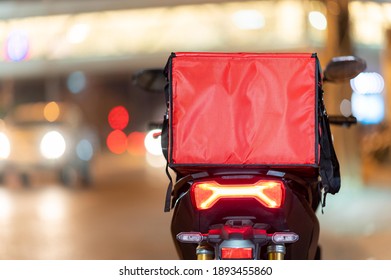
[
  {"xmin": 351, "ymin": 92, "xmax": 384, "ymax": 125},
  {"xmin": 5, "ymin": 30, "xmax": 30, "ymax": 62},
  {"xmin": 67, "ymin": 71, "xmax": 87, "ymax": 94}
]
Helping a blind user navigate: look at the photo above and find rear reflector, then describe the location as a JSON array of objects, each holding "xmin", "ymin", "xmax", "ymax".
[
  {"xmin": 221, "ymin": 247, "xmax": 253, "ymax": 259},
  {"xmin": 191, "ymin": 180, "xmax": 284, "ymax": 210}
]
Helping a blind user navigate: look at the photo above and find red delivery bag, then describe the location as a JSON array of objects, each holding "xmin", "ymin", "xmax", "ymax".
[{"xmin": 163, "ymin": 52, "xmax": 319, "ymax": 173}]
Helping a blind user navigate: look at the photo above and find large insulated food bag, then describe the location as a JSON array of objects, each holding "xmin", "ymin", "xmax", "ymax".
[{"xmin": 161, "ymin": 52, "xmax": 340, "ymax": 210}]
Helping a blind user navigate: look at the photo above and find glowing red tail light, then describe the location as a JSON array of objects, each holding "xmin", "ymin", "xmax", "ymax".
[
  {"xmin": 191, "ymin": 180, "xmax": 285, "ymax": 210},
  {"xmin": 221, "ymin": 247, "xmax": 253, "ymax": 259}
]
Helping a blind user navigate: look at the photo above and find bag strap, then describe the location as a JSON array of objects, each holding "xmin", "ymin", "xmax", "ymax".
[
  {"xmin": 318, "ymin": 88, "xmax": 341, "ymax": 197},
  {"xmin": 164, "ymin": 163, "xmax": 174, "ymax": 212}
]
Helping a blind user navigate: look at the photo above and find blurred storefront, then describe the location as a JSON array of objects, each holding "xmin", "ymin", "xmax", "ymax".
[{"xmin": 0, "ymin": 0, "xmax": 330, "ymax": 76}]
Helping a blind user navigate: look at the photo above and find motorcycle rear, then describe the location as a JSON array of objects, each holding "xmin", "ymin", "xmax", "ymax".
[
  {"xmin": 171, "ymin": 172, "xmax": 320, "ymax": 260},
  {"xmin": 134, "ymin": 53, "xmax": 366, "ymax": 260}
]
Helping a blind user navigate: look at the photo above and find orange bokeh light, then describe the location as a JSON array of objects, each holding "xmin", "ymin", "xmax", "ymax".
[
  {"xmin": 106, "ymin": 130, "xmax": 128, "ymax": 154},
  {"xmin": 44, "ymin": 102, "xmax": 60, "ymax": 122},
  {"xmin": 127, "ymin": 131, "xmax": 146, "ymax": 156}
]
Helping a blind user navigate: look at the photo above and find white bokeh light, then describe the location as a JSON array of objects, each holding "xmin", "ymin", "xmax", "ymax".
[
  {"xmin": 351, "ymin": 92, "xmax": 384, "ymax": 125},
  {"xmin": 350, "ymin": 72, "xmax": 385, "ymax": 94},
  {"xmin": 308, "ymin": 11, "xmax": 327, "ymax": 30},
  {"xmin": 40, "ymin": 131, "xmax": 66, "ymax": 159},
  {"xmin": 144, "ymin": 129, "xmax": 163, "ymax": 156}
]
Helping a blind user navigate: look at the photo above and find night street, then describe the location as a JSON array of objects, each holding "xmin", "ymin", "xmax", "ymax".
[{"xmin": 0, "ymin": 152, "xmax": 390, "ymax": 260}]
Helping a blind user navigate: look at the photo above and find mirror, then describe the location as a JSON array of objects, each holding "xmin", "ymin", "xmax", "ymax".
[
  {"xmin": 323, "ymin": 56, "xmax": 366, "ymax": 83},
  {"xmin": 132, "ymin": 68, "xmax": 166, "ymax": 93}
]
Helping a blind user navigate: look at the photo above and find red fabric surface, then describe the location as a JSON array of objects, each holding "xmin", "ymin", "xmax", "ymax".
[{"xmin": 169, "ymin": 52, "xmax": 317, "ymax": 166}]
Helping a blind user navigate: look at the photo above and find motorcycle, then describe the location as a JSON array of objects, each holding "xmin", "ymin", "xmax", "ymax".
[{"xmin": 134, "ymin": 53, "xmax": 366, "ymax": 260}]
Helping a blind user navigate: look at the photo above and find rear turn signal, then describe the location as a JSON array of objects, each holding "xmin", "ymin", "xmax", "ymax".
[
  {"xmin": 191, "ymin": 180, "xmax": 284, "ymax": 210},
  {"xmin": 272, "ymin": 232, "xmax": 299, "ymax": 244},
  {"xmin": 176, "ymin": 232, "xmax": 204, "ymax": 243}
]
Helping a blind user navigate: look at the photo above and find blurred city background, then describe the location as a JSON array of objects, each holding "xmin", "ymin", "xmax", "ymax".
[{"xmin": 0, "ymin": 0, "xmax": 390, "ymax": 260}]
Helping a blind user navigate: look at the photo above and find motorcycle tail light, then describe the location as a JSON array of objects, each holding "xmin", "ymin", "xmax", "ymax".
[
  {"xmin": 221, "ymin": 247, "xmax": 253, "ymax": 259},
  {"xmin": 191, "ymin": 180, "xmax": 284, "ymax": 210}
]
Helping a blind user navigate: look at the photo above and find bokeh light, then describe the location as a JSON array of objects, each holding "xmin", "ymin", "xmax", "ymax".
[
  {"xmin": 40, "ymin": 131, "xmax": 66, "ymax": 159},
  {"xmin": 44, "ymin": 102, "xmax": 60, "ymax": 122},
  {"xmin": 76, "ymin": 139, "xmax": 94, "ymax": 161},
  {"xmin": 106, "ymin": 130, "xmax": 127, "ymax": 154},
  {"xmin": 127, "ymin": 131, "xmax": 146, "ymax": 156},
  {"xmin": 340, "ymin": 99, "xmax": 352, "ymax": 117},
  {"xmin": 350, "ymin": 72, "xmax": 385, "ymax": 125},
  {"xmin": 144, "ymin": 129, "xmax": 163, "ymax": 156},
  {"xmin": 5, "ymin": 30, "xmax": 30, "ymax": 62},
  {"xmin": 308, "ymin": 11, "xmax": 327, "ymax": 30},
  {"xmin": 350, "ymin": 72, "xmax": 385, "ymax": 94},
  {"xmin": 108, "ymin": 106, "xmax": 129, "ymax": 130},
  {"xmin": 351, "ymin": 93, "xmax": 384, "ymax": 125},
  {"xmin": 67, "ymin": 71, "xmax": 87, "ymax": 94}
]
